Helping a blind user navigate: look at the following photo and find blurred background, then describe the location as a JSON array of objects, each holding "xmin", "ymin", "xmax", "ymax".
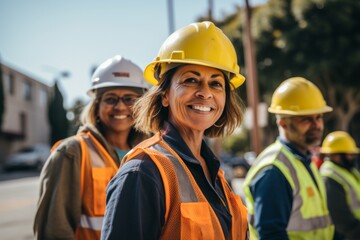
[{"xmin": 0, "ymin": 0, "xmax": 359, "ymax": 239}]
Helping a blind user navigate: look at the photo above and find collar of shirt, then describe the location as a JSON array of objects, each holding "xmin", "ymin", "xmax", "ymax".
[
  {"xmin": 161, "ymin": 121, "xmax": 221, "ymax": 181},
  {"xmin": 80, "ymin": 124, "xmax": 121, "ymax": 166},
  {"xmin": 277, "ymin": 137, "xmax": 312, "ymax": 166}
]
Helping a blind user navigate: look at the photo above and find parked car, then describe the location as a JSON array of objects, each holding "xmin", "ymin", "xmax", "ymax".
[{"xmin": 3, "ymin": 144, "xmax": 51, "ymax": 171}]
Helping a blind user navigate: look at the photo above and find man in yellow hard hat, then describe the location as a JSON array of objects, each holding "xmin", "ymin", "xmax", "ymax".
[
  {"xmin": 320, "ymin": 131, "xmax": 360, "ymax": 240},
  {"xmin": 243, "ymin": 77, "xmax": 334, "ymax": 239}
]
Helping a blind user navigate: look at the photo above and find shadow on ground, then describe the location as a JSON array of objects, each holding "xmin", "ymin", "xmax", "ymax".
[{"xmin": 0, "ymin": 168, "xmax": 40, "ymax": 181}]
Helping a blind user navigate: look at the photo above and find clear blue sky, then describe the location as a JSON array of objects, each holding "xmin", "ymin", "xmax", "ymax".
[{"xmin": 1, "ymin": 0, "xmax": 265, "ymax": 107}]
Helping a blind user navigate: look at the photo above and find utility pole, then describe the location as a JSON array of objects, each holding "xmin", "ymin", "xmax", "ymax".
[
  {"xmin": 167, "ymin": 0, "xmax": 175, "ymax": 34},
  {"xmin": 243, "ymin": 0, "xmax": 262, "ymax": 154},
  {"xmin": 208, "ymin": 0, "xmax": 214, "ymax": 21}
]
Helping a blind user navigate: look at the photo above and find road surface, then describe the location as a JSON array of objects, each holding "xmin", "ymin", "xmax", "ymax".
[{"xmin": 0, "ymin": 174, "xmax": 39, "ymax": 240}]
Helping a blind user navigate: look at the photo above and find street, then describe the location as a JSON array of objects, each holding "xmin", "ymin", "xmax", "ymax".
[{"xmin": 0, "ymin": 171, "xmax": 40, "ymax": 240}]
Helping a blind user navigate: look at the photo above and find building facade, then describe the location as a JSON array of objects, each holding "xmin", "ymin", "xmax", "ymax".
[{"xmin": 0, "ymin": 63, "xmax": 51, "ymax": 165}]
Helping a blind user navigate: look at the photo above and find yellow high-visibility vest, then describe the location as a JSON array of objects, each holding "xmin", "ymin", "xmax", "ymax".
[
  {"xmin": 320, "ymin": 161, "xmax": 360, "ymax": 219},
  {"xmin": 243, "ymin": 141, "xmax": 334, "ymax": 240}
]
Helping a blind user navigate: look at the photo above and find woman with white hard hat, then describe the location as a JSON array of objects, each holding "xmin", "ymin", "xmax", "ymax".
[{"xmin": 34, "ymin": 55, "xmax": 149, "ymax": 239}]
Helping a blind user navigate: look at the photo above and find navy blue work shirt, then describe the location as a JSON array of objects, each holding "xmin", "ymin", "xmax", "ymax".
[{"xmin": 101, "ymin": 121, "xmax": 232, "ymax": 240}]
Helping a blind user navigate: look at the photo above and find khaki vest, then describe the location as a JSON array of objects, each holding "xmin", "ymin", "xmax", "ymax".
[
  {"xmin": 320, "ymin": 161, "xmax": 360, "ymax": 219},
  {"xmin": 75, "ymin": 132, "xmax": 118, "ymax": 240},
  {"xmin": 243, "ymin": 141, "xmax": 334, "ymax": 240},
  {"xmin": 122, "ymin": 133, "xmax": 248, "ymax": 240}
]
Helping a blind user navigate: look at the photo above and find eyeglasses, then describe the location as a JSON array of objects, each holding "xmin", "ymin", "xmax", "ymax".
[{"xmin": 101, "ymin": 94, "xmax": 140, "ymax": 107}]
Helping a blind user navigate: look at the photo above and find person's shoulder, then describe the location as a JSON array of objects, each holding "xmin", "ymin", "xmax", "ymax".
[
  {"xmin": 132, "ymin": 133, "xmax": 162, "ymax": 149},
  {"xmin": 123, "ymin": 133, "xmax": 163, "ymax": 162},
  {"xmin": 53, "ymin": 135, "xmax": 81, "ymax": 150},
  {"xmin": 252, "ymin": 142, "xmax": 282, "ymax": 167},
  {"xmin": 114, "ymin": 154, "xmax": 162, "ymax": 187},
  {"xmin": 40, "ymin": 136, "xmax": 82, "ymax": 178},
  {"xmin": 49, "ymin": 135, "xmax": 82, "ymax": 162},
  {"xmin": 122, "ymin": 153, "xmax": 157, "ymax": 173}
]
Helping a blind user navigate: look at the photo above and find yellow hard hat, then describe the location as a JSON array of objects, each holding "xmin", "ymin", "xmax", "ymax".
[
  {"xmin": 268, "ymin": 77, "xmax": 333, "ymax": 115},
  {"xmin": 144, "ymin": 21, "xmax": 245, "ymax": 89},
  {"xmin": 320, "ymin": 131, "xmax": 360, "ymax": 154}
]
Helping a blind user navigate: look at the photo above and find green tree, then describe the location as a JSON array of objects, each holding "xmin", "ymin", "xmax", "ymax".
[
  {"xmin": 48, "ymin": 81, "xmax": 69, "ymax": 145},
  {"xmin": 0, "ymin": 57, "xmax": 5, "ymax": 130},
  {"xmin": 252, "ymin": 0, "xmax": 300, "ymax": 92},
  {"xmin": 220, "ymin": 0, "xmax": 359, "ymax": 135},
  {"xmin": 291, "ymin": 0, "xmax": 360, "ymax": 131},
  {"xmin": 250, "ymin": 0, "xmax": 310, "ymax": 145},
  {"xmin": 253, "ymin": 0, "xmax": 360, "ymax": 132}
]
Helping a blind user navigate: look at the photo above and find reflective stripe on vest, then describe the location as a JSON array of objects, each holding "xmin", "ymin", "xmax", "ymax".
[
  {"xmin": 79, "ymin": 215, "xmax": 104, "ymax": 231},
  {"xmin": 321, "ymin": 161, "xmax": 360, "ymax": 218},
  {"xmin": 244, "ymin": 141, "xmax": 334, "ymax": 239},
  {"xmin": 75, "ymin": 132, "xmax": 118, "ymax": 240},
  {"xmin": 82, "ymin": 134, "xmax": 107, "ymax": 167},
  {"xmin": 278, "ymin": 151, "xmax": 330, "ymax": 231},
  {"xmin": 151, "ymin": 144, "xmax": 198, "ymax": 203}
]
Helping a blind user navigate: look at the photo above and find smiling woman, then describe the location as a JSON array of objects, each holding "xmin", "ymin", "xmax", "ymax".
[
  {"xmin": 33, "ymin": 55, "xmax": 150, "ymax": 240},
  {"xmin": 162, "ymin": 65, "xmax": 226, "ymax": 139},
  {"xmin": 101, "ymin": 21, "xmax": 248, "ymax": 240}
]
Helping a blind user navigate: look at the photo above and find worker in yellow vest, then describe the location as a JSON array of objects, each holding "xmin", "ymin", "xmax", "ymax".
[
  {"xmin": 320, "ymin": 131, "xmax": 360, "ymax": 240},
  {"xmin": 34, "ymin": 55, "xmax": 149, "ymax": 239},
  {"xmin": 101, "ymin": 21, "xmax": 248, "ymax": 240},
  {"xmin": 243, "ymin": 77, "xmax": 334, "ymax": 239}
]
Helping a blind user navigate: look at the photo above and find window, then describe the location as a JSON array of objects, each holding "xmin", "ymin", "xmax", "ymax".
[
  {"xmin": 2, "ymin": 73, "xmax": 9, "ymax": 92},
  {"xmin": 39, "ymin": 87, "xmax": 48, "ymax": 106},
  {"xmin": 22, "ymin": 80, "xmax": 32, "ymax": 101},
  {"xmin": 4, "ymin": 73, "xmax": 15, "ymax": 95}
]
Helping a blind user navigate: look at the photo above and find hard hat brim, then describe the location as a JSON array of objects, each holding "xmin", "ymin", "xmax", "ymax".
[
  {"xmin": 320, "ymin": 147, "xmax": 360, "ymax": 154},
  {"xmin": 87, "ymin": 82, "xmax": 148, "ymax": 97},
  {"xmin": 268, "ymin": 106, "xmax": 333, "ymax": 115},
  {"xmin": 144, "ymin": 60, "xmax": 245, "ymax": 90}
]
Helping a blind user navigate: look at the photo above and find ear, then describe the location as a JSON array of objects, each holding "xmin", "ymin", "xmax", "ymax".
[
  {"xmin": 278, "ymin": 117, "xmax": 288, "ymax": 130},
  {"xmin": 162, "ymin": 92, "xmax": 169, "ymax": 107}
]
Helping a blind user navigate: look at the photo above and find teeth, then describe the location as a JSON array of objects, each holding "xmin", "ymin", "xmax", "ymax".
[
  {"xmin": 114, "ymin": 115, "xmax": 127, "ymax": 120},
  {"xmin": 192, "ymin": 105, "xmax": 211, "ymax": 112}
]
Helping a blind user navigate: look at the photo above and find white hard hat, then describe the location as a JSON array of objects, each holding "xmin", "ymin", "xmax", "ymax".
[{"xmin": 87, "ymin": 55, "xmax": 149, "ymax": 97}]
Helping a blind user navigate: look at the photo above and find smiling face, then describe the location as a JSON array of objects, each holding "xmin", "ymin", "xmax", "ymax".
[
  {"xmin": 98, "ymin": 88, "xmax": 140, "ymax": 135},
  {"xmin": 162, "ymin": 64, "xmax": 226, "ymax": 135}
]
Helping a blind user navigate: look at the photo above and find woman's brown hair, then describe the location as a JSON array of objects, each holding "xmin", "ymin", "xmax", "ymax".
[{"xmin": 133, "ymin": 65, "xmax": 245, "ymax": 138}]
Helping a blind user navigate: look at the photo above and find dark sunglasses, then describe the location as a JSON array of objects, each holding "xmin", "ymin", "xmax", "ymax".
[{"xmin": 101, "ymin": 94, "xmax": 140, "ymax": 107}]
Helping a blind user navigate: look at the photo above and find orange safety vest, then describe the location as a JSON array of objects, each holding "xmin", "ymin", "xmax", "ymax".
[
  {"xmin": 75, "ymin": 132, "xmax": 119, "ymax": 240},
  {"xmin": 122, "ymin": 133, "xmax": 248, "ymax": 240}
]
